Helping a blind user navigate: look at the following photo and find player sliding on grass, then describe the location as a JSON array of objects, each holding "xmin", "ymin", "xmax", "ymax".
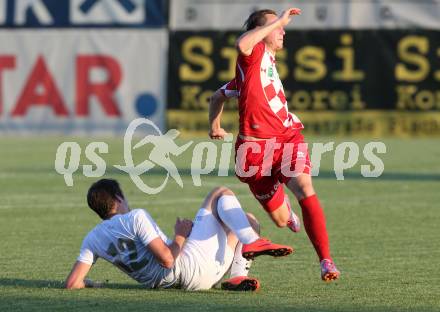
[
  {"xmin": 65, "ymin": 179, "xmax": 293, "ymax": 291},
  {"xmin": 208, "ymin": 8, "xmax": 340, "ymax": 281}
]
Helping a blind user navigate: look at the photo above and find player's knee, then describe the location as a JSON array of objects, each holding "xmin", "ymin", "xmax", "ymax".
[
  {"xmin": 207, "ymin": 186, "xmax": 234, "ymax": 215},
  {"xmin": 214, "ymin": 186, "xmax": 234, "ymax": 197}
]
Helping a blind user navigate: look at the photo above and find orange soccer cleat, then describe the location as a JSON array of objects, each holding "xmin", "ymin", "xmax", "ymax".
[
  {"xmin": 221, "ymin": 276, "xmax": 260, "ymax": 291},
  {"xmin": 241, "ymin": 237, "xmax": 293, "ymax": 260}
]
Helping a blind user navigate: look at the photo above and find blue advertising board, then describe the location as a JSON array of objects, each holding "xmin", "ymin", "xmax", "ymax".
[{"xmin": 0, "ymin": 0, "xmax": 167, "ymax": 28}]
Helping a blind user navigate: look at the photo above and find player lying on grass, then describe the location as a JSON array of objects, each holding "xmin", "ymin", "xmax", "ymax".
[
  {"xmin": 65, "ymin": 179, "xmax": 293, "ymax": 291},
  {"xmin": 209, "ymin": 8, "xmax": 340, "ymax": 281}
]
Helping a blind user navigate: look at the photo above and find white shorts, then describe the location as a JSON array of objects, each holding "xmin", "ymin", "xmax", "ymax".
[{"xmin": 177, "ymin": 208, "xmax": 235, "ymax": 291}]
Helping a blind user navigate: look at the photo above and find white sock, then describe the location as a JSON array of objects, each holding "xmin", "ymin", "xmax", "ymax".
[
  {"xmin": 230, "ymin": 243, "xmax": 253, "ymax": 278},
  {"xmin": 217, "ymin": 195, "xmax": 259, "ymax": 244}
]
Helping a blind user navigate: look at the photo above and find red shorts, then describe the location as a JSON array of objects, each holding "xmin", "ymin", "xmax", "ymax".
[{"xmin": 235, "ymin": 132, "xmax": 311, "ymax": 213}]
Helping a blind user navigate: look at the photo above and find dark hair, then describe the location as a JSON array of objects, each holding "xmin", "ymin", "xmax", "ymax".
[
  {"xmin": 244, "ymin": 9, "xmax": 277, "ymax": 31},
  {"xmin": 87, "ymin": 179, "xmax": 125, "ymax": 219}
]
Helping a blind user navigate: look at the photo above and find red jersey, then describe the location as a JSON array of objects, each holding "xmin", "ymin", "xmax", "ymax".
[{"xmin": 229, "ymin": 41, "xmax": 303, "ymax": 139}]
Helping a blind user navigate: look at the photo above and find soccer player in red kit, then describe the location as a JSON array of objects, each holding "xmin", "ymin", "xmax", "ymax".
[{"xmin": 208, "ymin": 8, "xmax": 340, "ymax": 281}]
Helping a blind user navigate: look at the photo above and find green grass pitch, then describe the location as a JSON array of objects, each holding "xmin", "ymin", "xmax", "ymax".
[{"xmin": 0, "ymin": 136, "xmax": 439, "ymax": 311}]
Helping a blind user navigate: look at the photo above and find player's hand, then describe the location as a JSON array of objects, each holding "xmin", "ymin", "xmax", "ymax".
[
  {"xmin": 174, "ymin": 217, "xmax": 193, "ymax": 238},
  {"xmin": 209, "ymin": 127, "xmax": 228, "ymax": 140},
  {"xmin": 278, "ymin": 8, "xmax": 301, "ymax": 27}
]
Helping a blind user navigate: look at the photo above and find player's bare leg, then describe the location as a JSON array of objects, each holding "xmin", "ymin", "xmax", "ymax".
[
  {"xmin": 267, "ymin": 197, "xmax": 301, "ymax": 232},
  {"xmin": 267, "ymin": 201, "xmax": 290, "ymax": 227},
  {"xmin": 286, "ymin": 172, "xmax": 315, "ymax": 200},
  {"xmin": 287, "ymin": 174, "xmax": 340, "ymax": 281}
]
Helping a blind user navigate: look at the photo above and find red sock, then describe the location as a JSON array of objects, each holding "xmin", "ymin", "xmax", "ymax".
[{"xmin": 299, "ymin": 194, "xmax": 332, "ymax": 261}]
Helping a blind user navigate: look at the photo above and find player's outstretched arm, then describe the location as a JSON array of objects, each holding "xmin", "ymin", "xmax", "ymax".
[
  {"xmin": 236, "ymin": 8, "xmax": 301, "ymax": 56},
  {"xmin": 209, "ymin": 88, "xmax": 228, "ymax": 140},
  {"xmin": 65, "ymin": 261, "xmax": 92, "ymax": 289}
]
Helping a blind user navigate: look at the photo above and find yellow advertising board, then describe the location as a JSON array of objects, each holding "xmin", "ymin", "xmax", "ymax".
[{"xmin": 168, "ymin": 110, "xmax": 440, "ymax": 138}]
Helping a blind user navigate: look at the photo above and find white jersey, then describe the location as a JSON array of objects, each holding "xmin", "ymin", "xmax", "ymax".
[
  {"xmin": 77, "ymin": 209, "xmax": 179, "ymax": 288},
  {"xmin": 78, "ymin": 207, "xmax": 235, "ymax": 291}
]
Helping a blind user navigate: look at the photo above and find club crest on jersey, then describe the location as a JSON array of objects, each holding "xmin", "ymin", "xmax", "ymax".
[
  {"xmin": 261, "ymin": 66, "xmax": 274, "ymax": 78},
  {"xmin": 268, "ymin": 66, "xmax": 274, "ymax": 78}
]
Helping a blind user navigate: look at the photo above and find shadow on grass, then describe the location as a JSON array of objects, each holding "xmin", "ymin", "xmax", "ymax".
[
  {"xmin": 0, "ymin": 278, "xmax": 144, "ymax": 290},
  {"xmin": 0, "ymin": 278, "xmax": 228, "ymax": 293}
]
